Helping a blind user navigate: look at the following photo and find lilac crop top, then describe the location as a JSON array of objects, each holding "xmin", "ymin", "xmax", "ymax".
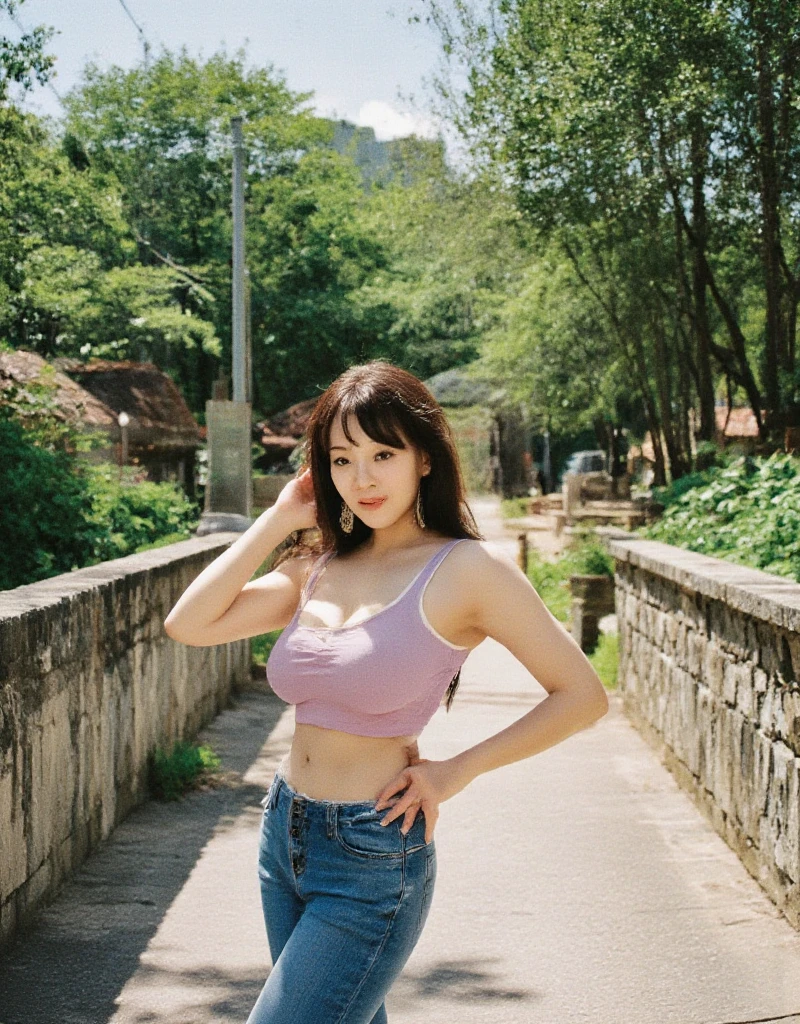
[{"xmin": 265, "ymin": 539, "xmax": 472, "ymax": 737}]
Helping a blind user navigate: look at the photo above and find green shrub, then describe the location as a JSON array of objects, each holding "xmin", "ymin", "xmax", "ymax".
[
  {"xmin": 561, "ymin": 538, "xmax": 615, "ymax": 576},
  {"xmin": 590, "ymin": 632, "xmax": 618, "ymax": 689},
  {"xmin": 0, "ymin": 369, "xmax": 201, "ymax": 589},
  {"xmin": 0, "ymin": 413, "xmax": 99, "ymax": 589},
  {"xmin": 642, "ymin": 451, "xmax": 800, "ymax": 581},
  {"xmin": 80, "ymin": 462, "xmax": 200, "ymax": 563},
  {"xmin": 525, "ymin": 548, "xmax": 573, "ymax": 621},
  {"xmin": 148, "ymin": 741, "xmax": 222, "ymax": 801},
  {"xmin": 524, "ymin": 533, "xmax": 614, "ymax": 622},
  {"xmin": 525, "ymin": 541, "xmax": 618, "ymax": 688}
]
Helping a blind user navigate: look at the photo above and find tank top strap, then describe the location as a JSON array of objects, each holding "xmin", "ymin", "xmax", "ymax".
[
  {"xmin": 299, "ymin": 550, "xmax": 336, "ymax": 608},
  {"xmin": 410, "ymin": 538, "xmax": 468, "ymax": 592}
]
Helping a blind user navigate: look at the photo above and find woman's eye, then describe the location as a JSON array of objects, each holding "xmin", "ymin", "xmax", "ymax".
[
  {"xmin": 376, "ymin": 451, "xmax": 393, "ymax": 460},
  {"xmin": 332, "ymin": 457, "xmax": 348, "ymax": 467}
]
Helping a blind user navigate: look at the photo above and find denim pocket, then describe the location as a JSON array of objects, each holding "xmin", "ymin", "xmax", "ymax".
[
  {"xmin": 335, "ymin": 807, "xmax": 406, "ymax": 860},
  {"xmin": 403, "ymin": 808, "xmax": 433, "ymax": 856}
]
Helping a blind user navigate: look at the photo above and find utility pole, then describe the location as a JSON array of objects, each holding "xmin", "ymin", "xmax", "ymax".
[
  {"xmin": 231, "ymin": 116, "xmax": 247, "ymax": 404},
  {"xmin": 196, "ymin": 115, "xmax": 253, "ymax": 535}
]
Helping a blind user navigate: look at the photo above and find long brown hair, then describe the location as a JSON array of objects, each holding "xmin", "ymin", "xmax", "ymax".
[{"xmin": 281, "ymin": 360, "xmax": 483, "ymax": 710}]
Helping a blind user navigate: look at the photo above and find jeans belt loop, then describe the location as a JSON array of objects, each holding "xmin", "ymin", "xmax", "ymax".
[{"xmin": 325, "ymin": 803, "xmax": 337, "ymax": 839}]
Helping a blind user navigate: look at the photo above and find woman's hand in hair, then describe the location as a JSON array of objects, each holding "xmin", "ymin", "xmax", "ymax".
[
  {"xmin": 373, "ymin": 757, "xmax": 473, "ymax": 845},
  {"xmin": 272, "ymin": 467, "xmax": 318, "ymax": 531}
]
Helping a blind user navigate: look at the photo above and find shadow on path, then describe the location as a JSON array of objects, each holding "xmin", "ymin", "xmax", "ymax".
[{"xmin": 0, "ymin": 689, "xmax": 286, "ymax": 1024}]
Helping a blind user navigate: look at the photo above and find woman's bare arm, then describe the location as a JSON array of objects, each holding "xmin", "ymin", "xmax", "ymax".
[
  {"xmin": 373, "ymin": 540, "xmax": 611, "ymax": 837},
  {"xmin": 448, "ymin": 541, "xmax": 609, "ymax": 781},
  {"xmin": 163, "ymin": 470, "xmax": 317, "ymax": 647}
]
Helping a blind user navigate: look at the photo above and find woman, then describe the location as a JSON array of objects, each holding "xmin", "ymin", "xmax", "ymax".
[{"xmin": 164, "ymin": 361, "xmax": 609, "ymax": 1023}]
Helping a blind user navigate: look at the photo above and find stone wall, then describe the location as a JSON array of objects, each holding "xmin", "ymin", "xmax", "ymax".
[
  {"xmin": 608, "ymin": 536, "xmax": 800, "ymax": 929},
  {"xmin": 0, "ymin": 534, "xmax": 251, "ymax": 948}
]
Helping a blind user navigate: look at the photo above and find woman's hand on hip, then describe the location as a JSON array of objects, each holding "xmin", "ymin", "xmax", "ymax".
[{"xmin": 373, "ymin": 758, "xmax": 472, "ymax": 844}]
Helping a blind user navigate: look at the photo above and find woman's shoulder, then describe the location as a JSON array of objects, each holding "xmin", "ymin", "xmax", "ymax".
[
  {"xmin": 425, "ymin": 538, "xmax": 524, "ymax": 630},
  {"xmin": 441, "ymin": 537, "xmax": 520, "ymax": 580}
]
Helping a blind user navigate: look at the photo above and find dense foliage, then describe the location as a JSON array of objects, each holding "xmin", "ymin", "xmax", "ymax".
[
  {"xmin": 0, "ymin": 12, "xmax": 530, "ymax": 419},
  {"xmin": 0, "ymin": 364, "xmax": 200, "ymax": 590},
  {"xmin": 1, "ymin": 4, "xmax": 541, "ymax": 588},
  {"xmin": 422, "ymin": 0, "xmax": 800, "ymax": 480},
  {"xmin": 643, "ymin": 452, "xmax": 800, "ymax": 580}
]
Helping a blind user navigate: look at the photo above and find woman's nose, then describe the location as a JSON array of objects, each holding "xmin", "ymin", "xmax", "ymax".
[{"xmin": 354, "ymin": 462, "xmax": 375, "ymax": 487}]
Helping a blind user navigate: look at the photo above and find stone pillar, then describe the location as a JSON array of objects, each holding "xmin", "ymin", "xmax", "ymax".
[
  {"xmin": 563, "ymin": 472, "xmax": 582, "ymax": 522},
  {"xmin": 197, "ymin": 399, "xmax": 253, "ymax": 535},
  {"xmin": 569, "ymin": 574, "xmax": 615, "ymax": 652}
]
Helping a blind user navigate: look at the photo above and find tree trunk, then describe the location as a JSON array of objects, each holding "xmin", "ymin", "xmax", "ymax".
[
  {"xmin": 689, "ymin": 121, "xmax": 717, "ymax": 442},
  {"xmin": 753, "ymin": 4, "xmax": 787, "ymax": 435}
]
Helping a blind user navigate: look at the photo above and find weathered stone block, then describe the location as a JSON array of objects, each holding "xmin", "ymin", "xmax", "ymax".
[
  {"xmin": 610, "ymin": 535, "xmax": 800, "ymax": 929},
  {"xmin": 703, "ymin": 641, "xmax": 726, "ymax": 696},
  {"xmin": 0, "ymin": 762, "xmax": 26, "ymax": 897},
  {"xmin": 769, "ymin": 742, "xmax": 800, "ymax": 883},
  {"xmin": 782, "ymin": 690, "xmax": 800, "ymax": 756},
  {"xmin": 0, "ymin": 532, "xmax": 249, "ymax": 949},
  {"xmin": 735, "ymin": 662, "xmax": 756, "ymax": 719}
]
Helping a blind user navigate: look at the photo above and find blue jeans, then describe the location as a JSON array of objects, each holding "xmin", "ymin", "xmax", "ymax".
[{"xmin": 246, "ymin": 763, "xmax": 437, "ymax": 1024}]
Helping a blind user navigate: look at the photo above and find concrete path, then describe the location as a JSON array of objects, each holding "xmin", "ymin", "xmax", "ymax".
[{"xmin": 2, "ymin": 497, "xmax": 800, "ymax": 1024}]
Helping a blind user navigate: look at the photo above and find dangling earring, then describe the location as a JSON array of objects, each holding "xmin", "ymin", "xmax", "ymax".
[
  {"xmin": 414, "ymin": 485, "xmax": 426, "ymax": 529},
  {"xmin": 340, "ymin": 501, "xmax": 354, "ymax": 534}
]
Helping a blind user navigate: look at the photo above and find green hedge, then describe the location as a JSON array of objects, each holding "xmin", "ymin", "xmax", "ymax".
[
  {"xmin": 0, "ymin": 405, "xmax": 200, "ymax": 590},
  {"xmin": 642, "ymin": 451, "xmax": 800, "ymax": 581}
]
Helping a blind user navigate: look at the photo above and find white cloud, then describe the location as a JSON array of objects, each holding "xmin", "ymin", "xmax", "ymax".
[{"xmin": 354, "ymin": 100, "xmax": 438, "ymax": 141}]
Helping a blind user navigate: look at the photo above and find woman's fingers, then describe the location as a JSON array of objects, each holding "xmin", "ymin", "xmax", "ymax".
[
  {"xmin": 400, "ymin": 802, "xmax": 422, "ymax": 835},
  {"xmin": 379, "ymin": 788, "xmax": 419, "ymax": 829},
  {"xmin": 374, "ymin": 771, "xmax": 410, "ymax": 811}
]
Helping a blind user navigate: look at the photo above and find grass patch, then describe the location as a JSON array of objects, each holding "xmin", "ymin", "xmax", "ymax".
[
  {"xmin": 526, "ymin": 550, "xmax": 573, "ymax": 622},
  {"xmin": 149, "ymin": 741, "xmax": 222, "ymax": 801},
  {"xmin": 589, "ymin": 631, "xmax": 618, "ymax": 689},
  {"xmin": 501, "ymin": 497, "xmax": 531, "ymax": 519},
  {"xmin": 525, "ymin": 538, "xmax": 618, "ymax": 691}
]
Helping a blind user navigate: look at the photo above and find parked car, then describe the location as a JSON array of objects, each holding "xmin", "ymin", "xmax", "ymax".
[{"xmin": 563, "ymin": 450, "xmax": 607, "ymax": 477}]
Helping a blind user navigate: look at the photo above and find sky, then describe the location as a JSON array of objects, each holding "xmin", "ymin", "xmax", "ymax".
[{"xmin": 8, "ymin": 0, "xmax": 450, "ymax": 141}]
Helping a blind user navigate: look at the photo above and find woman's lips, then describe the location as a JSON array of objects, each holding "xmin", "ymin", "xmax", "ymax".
[{"xmin": 357, "ymin": 497, "xmax": 387, "ymax": 509}]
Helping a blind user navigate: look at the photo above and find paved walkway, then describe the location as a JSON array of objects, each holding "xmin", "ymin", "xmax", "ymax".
[{"xmin": 2, "ymin": 498, "xmax": 800, "ymax": 1023}]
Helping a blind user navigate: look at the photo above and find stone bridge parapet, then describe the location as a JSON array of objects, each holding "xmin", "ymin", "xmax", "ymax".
[
  {"xmin": 0, "ymin": 534, "xmax": 250, "ymax": 948},
  {"xmin": 608, "ymin": 536, "xmax": 800, "ymax": 929}
]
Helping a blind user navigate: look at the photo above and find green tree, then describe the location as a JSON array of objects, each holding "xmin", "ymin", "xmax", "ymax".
[
  {"xmin": 0, "ymin": 0, "xmax": 53, "ymax": 103},
  {"xmin": 359, "ymin": 139, "xmax": 531, "ymax": 382},
  {"xmin": 423, "ymin": 0, "xmax": 800, "ymax": 465},
  {"xmin": 248, "ymin": 147, "xmax": 395, "ymax": 411}
]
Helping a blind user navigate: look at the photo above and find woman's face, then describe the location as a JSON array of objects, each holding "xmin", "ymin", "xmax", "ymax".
[{"xmin": 327, "ymin": 412, "xmax": 430, "ymax": 529}]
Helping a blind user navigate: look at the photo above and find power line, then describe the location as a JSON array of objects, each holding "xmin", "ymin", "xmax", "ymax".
[
  {"xmin": 114, "ymin": 0, "xmax": 151, "ymax": 63},
  {"xmin": 8, "ymin": 10, "xmax": 64, "ymax": 105}
]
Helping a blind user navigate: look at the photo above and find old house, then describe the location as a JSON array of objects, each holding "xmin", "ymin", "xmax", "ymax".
[{"xmin": 0, "ymin": 351, "xmax": 203, "ymax": 498}]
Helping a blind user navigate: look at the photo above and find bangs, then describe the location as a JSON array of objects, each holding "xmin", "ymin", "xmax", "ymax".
[{"xmin": 326, "ymin": 389, "xmax": 414, "ymax": 451}]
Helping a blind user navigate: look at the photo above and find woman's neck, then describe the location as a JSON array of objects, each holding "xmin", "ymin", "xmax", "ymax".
[{"xmin": 362, "ymin": 512, "xmax": 430, "ymax": 557}]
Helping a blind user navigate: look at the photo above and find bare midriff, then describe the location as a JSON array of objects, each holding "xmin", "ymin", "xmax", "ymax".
[{"xmin": 281, "ymin": 722, "xmax": 421, "ymax": 801}]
